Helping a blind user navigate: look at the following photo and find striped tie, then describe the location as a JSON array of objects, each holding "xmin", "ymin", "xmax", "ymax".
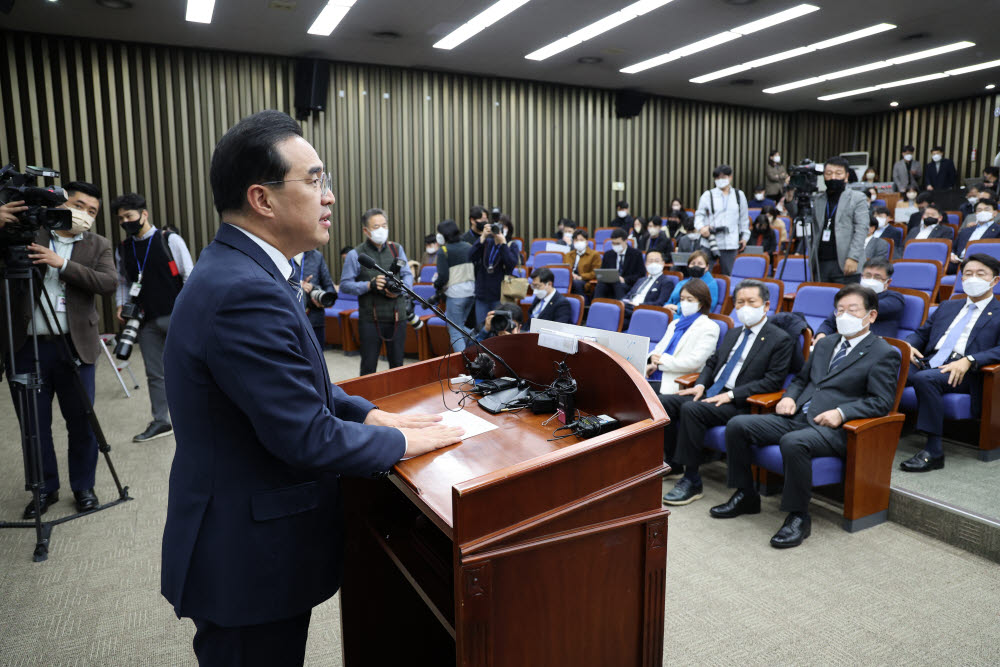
[{"xmin": 828, "ymin": 338, "xmax": 851, "ymax": 372}]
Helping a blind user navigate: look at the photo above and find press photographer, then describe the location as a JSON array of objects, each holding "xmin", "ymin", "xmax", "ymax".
[
  {"xmin": 291, "ymin": 247, "xmax": 337, "ymax": 348},
  {"xmin": 340, "ymin": 207, "xmax": 414, "ymax": 375},
  {"xmin": 112, "ymin": 193, "xmax": 194, "ymax": 443},
  {"xmin": 475, "ymin": 302, "xmax": 523, "ymax": 341},
  {"xmin": 0, "ymin": 176, "xmax": 116, "ymax": 518}
]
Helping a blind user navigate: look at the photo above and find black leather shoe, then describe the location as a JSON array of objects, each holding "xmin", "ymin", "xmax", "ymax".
[
  {"xmin": 770, "ymin": 513, "xmax": 811, "ymax": 549},
  {"xmin": 23, "ymin": 491, "xmax": 59, "ymax": 520},
  {"xmin": 709, "ymin": 489, "xmax": 761, "ymax": 518},
  {"xmin": 900, "ymin": 450, "xmax": 944, "ymax": 472},
  {"xmin": 73, "ymin": 488, "xmax": 99, "ymax": 512},
  {"xmin": 133, "ymin": 422, "xmax": 173, "ymax": 442},
  {"xmin": 663, "ymin": 478, "xmax": 703, "ymax": 505},
  {"xmin": 663, "ymin": 462, "xmax": 685, "ymax": 479}
]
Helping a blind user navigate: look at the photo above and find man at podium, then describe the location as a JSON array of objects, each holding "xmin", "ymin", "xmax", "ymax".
[{"xmin": 160, "ymin": 110, "xmax": 463, "ymax": 666}]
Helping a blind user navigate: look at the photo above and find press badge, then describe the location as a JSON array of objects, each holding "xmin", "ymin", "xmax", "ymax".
[
  {"xmin": 56, "ymin": 295, "xmax": 67, "ymax": 313},
  {"xmin": 822, "ymin": 228, "xmax": 832, "ymax": 242},
  {"xmin": 129, "ymin": 282, "xmax": 142, "ymax": 298}
]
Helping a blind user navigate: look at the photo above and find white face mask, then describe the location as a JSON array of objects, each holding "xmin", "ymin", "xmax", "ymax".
[
  {"xmin": 573, "ymin": 240, "xmax": 587, "ymax": 252},
  {"xmin": 68, "ymin": 207, "xmax": 95, "ymax": 235},
  {"xmin": 860, "ymin": 277, "xmax": 886, "ymax": 294},
  {"xmin": 613, "ymin": 244, "xmax": 627, "ymax": 255},
  {"xmin": 836, "ymin": 312, "xmax": 868, "ymax": 337},
  {"xmin": 672, "ymin": 205, "xmax": 681, "ymax": 212},
  {"xmin": 736, "ymin": 304, "xmax": 765, "ymax": 327},
  {"xmin": 534, "ymin": 286, "xmax": 549, "ymax": 299},
  {"xmin": 646, "ymin": 262, "xmax": 664, "ymax": 276},
  {"xmin": 906, "ymin": 192, "xmax": 917, "ymax": 200},
  {"xmin": 679, "ymin": 300, "xmax": 700, "ymax": 317},
  {"xmin": 903, "ymin": 154, "xmax": 913, "ymax": 162},
  {"xmin": 369, "ymin": 227, "xmax": 389, "ymax": 245},
  {"xmin": 435, "ymin": 233, "xmax": 446, "ymax": 246},
  {"xmin": 425, "ymin": 246, "xmax": 437, "ymax": 254},
  {"xmin": 865, "ymin": 174, "xmax": 875, "ymax": 182},
  {"xmin": 754, "ymin": 193, "xmax": 764, "ymax": 201},
  {"xmin": 968, "ymin": 197, "xmax": 979, "ymax": 205},
  {"xmin": 875, "ymin": 216, "xmax": 888, "ymax": 228},
  {"xmin": 772, "ymin": 155, "xmax": 781, "ymax": 164},
  {"xmin": 563, "ymin": 232, "xmax": 573, "ymax": 244},
  {"xmin": 647, "ymin": 227, "xmax": 660, "ymax": 237},
  {"xmin": 617, "ymin": 210, "xmax": 628, "ymax": 218},
  {"xmin": 870, "ymin": 194, "xmax": 878, "ymax": 201},
  {"xmin": 931, "ymin": 154, "xmax": 942, "ymax": 162},
  {"xmin": 963, "ymin": 276, "xmax": 994, "ymax": 297},
  {"xmin": 976, "ymin": 210, "xmax": 994, "ymax": 223},
  {"xmin": 715, "ymin": 178, "xmax": 730, "ymax": 189}
]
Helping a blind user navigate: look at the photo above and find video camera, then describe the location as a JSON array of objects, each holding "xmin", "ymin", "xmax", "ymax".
[
  {"xmin": 0, "ymin": 164, "xmax": 72, "ymax": 268},
  {"xmin": 787, "ymin": 160, "xmax": 822, "ymax": 195}
]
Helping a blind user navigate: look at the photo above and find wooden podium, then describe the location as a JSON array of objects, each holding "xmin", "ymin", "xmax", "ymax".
[{"xmin": 337, "ymin": 333, "xmax": 669, "ymax": 666}]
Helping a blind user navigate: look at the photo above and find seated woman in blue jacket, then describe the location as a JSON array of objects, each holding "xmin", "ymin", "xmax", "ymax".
[{"xmin": 665, "ymin": 249, "xmax": 719, "ymax": 314}]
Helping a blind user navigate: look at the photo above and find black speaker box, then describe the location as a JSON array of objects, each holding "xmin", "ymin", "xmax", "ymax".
[
  {"xmin": 615, "ymin": 90, "xmax": 649, "ymax": 119},
  {"xmin": 294, "ymin": 59, "xmax": 329, "ymax": 120}
]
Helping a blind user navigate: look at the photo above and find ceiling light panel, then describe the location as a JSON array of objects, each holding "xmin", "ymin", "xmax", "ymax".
[
  {"xmin": 435, "ymin": 0, "xmax": 534, "ymax": 50},
  {"xmin": 525, "ymin": 0, "xmax": 677, "ymax": 61},
  {"xmin": 307, "ymin": 0, "xmax": 358, "ymax": 36},
  {"xmin": 185, "ymin": 0, "xmax": 216, "ymax": 23},
  {"xmin": 691, "ymin": 23, "xmax": 894, "ymax": 84},
  {"xmin": 764, "ymin": 41, "xmax": 975, "ymax": 93},
  {"xmin": 817, "ymin": 60, "xmax": 1000, "ymax": 101},
  {"xmin": 622, "ymin": 3, "xmax": 818, "ymax": 75}
]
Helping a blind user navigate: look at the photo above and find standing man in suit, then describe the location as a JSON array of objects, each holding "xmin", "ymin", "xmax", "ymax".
[
  {"xmin": 892, "ymin": 144, "xmax": 922, "ymax": 193},
  {"xmin": 790, "ymin": 156, "xmax": 869, "ymax": 284},
  {"xmin": 563, "ymin": 229, "xmax": 601, "ymax": 297},
  {"xmin": 901, "ymin": 253, "xmax": 1000, "ymax": 472},
  {"xmin": 0, "ymin": 181, "xmax": 117, "ymax": 518},
  {"xmin": 161, "ymin": 110, "xmax": 463, "ymax": 665},
  {"xmin": 924, "ymin": 146, "xmax": 958, "ymax": 191},
  {"xmin": 593, "ymin": 228, "xmax": 644, "ymax": 300},
  {"xmin": 662, "ymin": 280, "xmax": 794, "ymax": 505},
  {"xmin": 694, "ymin": 164, "xmax": 750, "ymax": 276},
  {"xmin": 871, "ymin": 206, "xmax": 903, "ymax": 257},
  {"xmin": 715, "ymin": 284, "xmax": 899, "ymax": 548},
  {"xmin": 527, "ymin": 267, "xmax": 572, "ymax": 327},
  {"xmin": 814, "ymin": 258, "xmax": 904, "ymax": 340},
  {"xmin": 951, "ymin": 198, "xmax": 1000, "ymax": 264},
  {"xmin": 905, "ymin": 203, "xmax": 954, "ymax": 245}
]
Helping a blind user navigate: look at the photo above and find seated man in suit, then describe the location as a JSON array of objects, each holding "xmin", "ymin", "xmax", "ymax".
[
  {"xmin": 870, "ymin": 206, "xmax": 902, "ymax": 256},
  {"xmin": 622, "ymin": 251, "xmax": 673, "ymax": 326},
  {"xmin": 594, "ymin": 227, "xmax": 645, "ymax": 300},
  {"xmin": 906, "ymin": 192, "xmax": 934, "ymax": 233},
  {"xmin": 814, "ymin": 258, "xmax": 904, "ymax": 340},
  {"xmin": 959, "ymin": 184, "xmax": 982, "ymax": 220},
  {"xmin": 662, "ymin": 280, "xmax": 794, "ymax": 505},
  {"xmin": 905, "ymin": 203, "xmax": 953, "ymax": 245},
  {"xmin": 638, "ymin": 217, "xmax": 672, "ymax": 255},
  {"xmin": 716, "ymin": 284, "xmax": 899, "ymax": 548},
  {"xmin": 563, "ymin": 228, "xmax": 601, "ymax": 297},
  {"xmin": 951, "ymin": 198, "xmax": 1000, "ymax": 266},
  {"xmin": 862, "ymin": 216, "xmax": 891, "ymax": 261},
  {"xmin": 527, "ymin": 267, "xmax": 572, "ymax": 327},
  {"xmin": 901, "ymin": 253, "xmax": 1000, "ymax": 472}
]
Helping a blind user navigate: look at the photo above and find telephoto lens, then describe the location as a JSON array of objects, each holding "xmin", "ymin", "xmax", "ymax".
[
  {"xmin": 310, "ymin": 288, "xmax": 337, "ymax": 308},
  {"xmin": 114, "ymin": 302, "xmax": 144, "ymax": 360},
  {"xmin": 490, "ymin": 311, "xmax": 510, "ymax": 333},
  {"xmin": 406, "ymin": 301, "xmax": 424, "ymax": 330}
]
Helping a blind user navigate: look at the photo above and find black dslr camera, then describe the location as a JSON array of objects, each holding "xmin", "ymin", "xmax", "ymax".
[
  {"xmin": 382, "ymin": 257, "xmax": 423, "ymax": 330},
  {"xmin": 0, "ymin": 164, "xmax": 72, "ymax": 270},
  {"xmin": 114, "ymin": 301, "xmax": 144, "ymax": 360}
]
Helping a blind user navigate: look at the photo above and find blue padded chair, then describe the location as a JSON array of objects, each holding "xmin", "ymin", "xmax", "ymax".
[
  {"xmin": 888, "ymin": 287, "xmax": 929, "ymax": 339},
  {"xmin": 511, "ymin": 267, "xmax": 527, "ymax": 279},
  {"xmin": 532, "ymin": 252, "xmax": 565, "ymax": 270},
  {"xmin": 755, "ymin": 277, "xmax": 784, "ymax": 317},
  {"xmin": 874, "ymin": 198, "xmax": 887, "ymax": 209},
  {"xmin": 586, "ymin": 298, "xmax": 625, "ymax": 332},
  {"xmin": 565, "ymin": 293, "xmax": 584, "ymax": 326},
  {"xmin": 713, "ymin": 276, "xmax": 730, "ymax": 313},
  {"xmin": 410, "ymin": 283, "xmax": 439, "ymax": 318},
  {"xmin": 890, "ymin": 260, "xmax": 941, "ymax": 302},
  {"xmin": 751, "ymin": 338, "xmax": 910, "ymax": 531},
  {"xmin": 774, "ymin": 255, "xmax": 811, "ymax": 296},
  {"xmin": 946, "ymin": 213, "xmax": 960, "ymax": 226},
  {"xmin": 626, "ymin": 306, "xmax": 671, "ymax": 352},
  {"xmin": 940, "ymin": 240, "xmax": 1000, "ymax": 292},
  {"xmin": 748, "ymin": 208, "xmax": 762, "ymax": 221},
  {"xmin": 418, "ymin": 264, "xmax": 437, "ymax": 283},
  {"xmin": 902, "ymin": 239, "xmax": 951, "ymax": 267},
  {"xmin": 530, "ymin": 239, "xmax": 557, "ymax": 256},
  {"xmin": 594, "ymin": 228, "xmax": 615, "ymax": 246},
  {"xmin": 509, "ymin": 238, "xmax": 523, "ymax": 256},
  {"xmin": 731, "ymin": 255, "xmax": 769, "ymax": 285},
  {"xmin": 790, "ymin": 283, "xmax": 840, "ymax": 332},
  {"xmin": 549, "ymin": 267, "xmax": 571, "ymax": 294}
]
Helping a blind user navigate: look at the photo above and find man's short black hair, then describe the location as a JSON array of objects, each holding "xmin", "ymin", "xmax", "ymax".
[
  {"xmin": 931, "ymin": 145, "xmax": 944, "ymax": 153},
  {"xmin": 64, "ymin": 181, "xmax": 101, "ymax": 201},
  {"xmin": 424, "ymin": 233, "xmax": 437, "ymax": 245},
  {"xmin": 339, "ymin": 245, "xmax": 353, "ymax": 256},
  {"xmin": 978, "ymin": 197, "xmax": 998, "ymax": 210},
  {"xmin": 573, "ymin": 228, "xmax": 589, "ymax": 240},
  {"xmin": 984, "ymin": 166, "xmax": 1000, "ymax": 178},
  {"xmin": 361, "ymin": 208, "xmax": 386, "ymax": 227},
  {"xmin": 824, "ymin": 156, "xmax": 852, "ymax": 172},
  {"xmin": 610, "ymin": 228, "xmax": 628, "ymax": 241},
  {"xmin": 962, "ymin": 253, "xmax": 1000, "ymax": 277},
  {"xmin": 835, "ymin": 283, "xmax": 878, "ymax": 312},
  {"xmin": 923, "ymin": 203, "xmax": 943, "ymax": 217},
  {"xmin": 437, "ymin": 219, "xmax": 461, "ymax": 244},
  {"xmin": 648, "ymin": 216, "xmax": 662, "ymax": 227},
  {"xmin": 616, "ymin": 200, "xmax": 629, "ymax": 209},
  {"xmin": 916, "ymin": 192, "xmax": 935, "ymax": 205},
  {"xmin": 210, "ymin": 110, "xmax": 303, "ymax": 215},
  {"xmin": 873, "ymin": 206, "xmax": 890, "ymax": 216},
  {"xmin": 533, "ymin": 267, "xmax": 555, "ymax": 285},
  {"xmin": 863, "ymin": 257, "xmax": 894, "ymax": 277},
  {"xmin": 469, "ymin": 205, "xmax": 487, "ymax": 221},
  {"xmin": 712, "ymin": 164, "xmax": 733, "ymax": 178},
  {"xmin": 902, "ymin": 144, "xmax": 915, "ymax": 153},
  {"xmin": 110, "ymin": 192, "xmax": 147, "ymax": 214},
  {"xmin": 754, "ymin": 184, "xmax": 765, "ymax": 192},
  {"xmin": 733, "ymin": 278, "xmax": 768, "ymax": 303},
  {"xmin": 494, "ymin": 302, "xmax": 523, "ymax": 324}
]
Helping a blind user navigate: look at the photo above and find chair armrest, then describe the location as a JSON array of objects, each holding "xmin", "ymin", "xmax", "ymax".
[
  {"xmin": 842, "ymin": 413, "xmax": 905, "ymax": 435},
  {"xmin": 674, "ymin": 373, "xmax": 699, "ymax": 389},
  {"xmin": 747, "ymin": 391, "xmax": 784, "ymax": 409},
  {"xmin": 980, "ymin": 363, "xmax": 1000, "ymax": 375}
]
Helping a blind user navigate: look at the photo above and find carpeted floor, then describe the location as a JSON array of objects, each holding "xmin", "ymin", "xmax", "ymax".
[{"xmin": 1, "ymin": 348, "xmax": 997, "ymax": 666}]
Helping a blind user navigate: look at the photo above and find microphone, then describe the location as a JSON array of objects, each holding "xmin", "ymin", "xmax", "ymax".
[{"xmin": 357, "ymin": 254, "xmax": 523, "ymax": 385}]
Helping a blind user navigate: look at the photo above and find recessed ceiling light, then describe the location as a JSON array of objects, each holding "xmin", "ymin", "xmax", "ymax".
[
  {"xmin": 818, "ymin": 59, "xmax": 1000, "ymax": 101},
  {"xmin": 525, "ymin": 1, "xmax": 676, "ymax": 61},
  {"xmin": 307, "ymin": 0, "xmax": 357, "ymax": 36},
  {"xmin": 435, "ymin": 0, "xmax": 534, "ymax": 50},
  {"xmin": 890, "ymin": 101, "xmax": 899, "ymax": 107},
  {"xmin": 621, "ymin": 3, "xmax": 818, "ymax": 75},
  {"xmin": 691, "ymin": 23, "xmax": 895, "ymax": 84},
  {"xmin": 764, "ymin": 41, "xmax": 974, "ymax": 93},
  {"xmin": 96, "ymin": 0, "xmax": 133, "ymax": 7},
  {"xmin": 987, "ymin": 84, "xmax": 997, "ymax": 90},
  {"xmin": 185, "ymin": 0, "xmax": 215, "ymax": 23}
]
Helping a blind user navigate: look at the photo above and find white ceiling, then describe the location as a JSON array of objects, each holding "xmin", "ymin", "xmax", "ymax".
[{"xmin": 4, "ymin": 0, "xmax": 997, "ymax": 114}]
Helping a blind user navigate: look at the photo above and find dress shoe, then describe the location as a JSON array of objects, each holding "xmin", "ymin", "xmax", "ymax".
[
  {"xmin": 663, "ymin": 462, "xmax": 685, "ymax": 479},
  {"xmin": 770, "ymin": 513, "xmax": 811, "ymax": 549},
  {"xmin": 709, "ymin": 489, "xmax": 761, "ymax": 518},
  {"xmin": 22, "ymin": 491, "xmax": 59, "ymax": 520},
  {"xmin": 663, "ymin": 478, "xmax": 703, "ymax": 505},
  {"xmin": 133, "ymin": 421, "xmax": 173, "ymax": 442},
  {"xmin": 73, "ymin": 488, "xmax": 99, "ymax": 512},
  {"xmin": 900, "ymin": 450, "xmax": 944, "ymax": 473}
]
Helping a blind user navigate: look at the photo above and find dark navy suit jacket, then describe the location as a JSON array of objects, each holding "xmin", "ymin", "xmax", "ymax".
[
  {"xmin": 600, "ymin": 246, "xmax": 646, "ymax": 287},
  {"xmin": 906, "ymin": 296, "xmax": 1000, "ymax": 416},
  {"xmin": 954, "ymin": 222, "xmax": 1000, "ymax": 258},
  {"xmin": 816, "ymin": 289, "xmax": 905, "ymax": 338},
  {"xmin": 624, "ymin": 274, "xmax": 673, "ymax": 307},
  {"xmin": 161, "ymin": 223, "xmax": 405, "ymax": 626},
  {"xmin": 528, "ymin": 290, "xmax": 573, "ymax": 327}
]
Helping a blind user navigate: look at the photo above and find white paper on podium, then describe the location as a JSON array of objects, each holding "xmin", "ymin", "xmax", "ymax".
[{"xmin": 438, "ymin": 409, "xmax": 498, "ymax": 440}]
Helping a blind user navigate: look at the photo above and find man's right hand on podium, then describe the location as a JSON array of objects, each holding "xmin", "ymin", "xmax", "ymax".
[{"xmin": 400, "ymin": 424, "xmax": 465, "ymax": 458}]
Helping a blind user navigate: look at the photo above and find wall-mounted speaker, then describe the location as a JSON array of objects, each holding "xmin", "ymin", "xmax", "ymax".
[
  {"xmin": 294, "ymin": 59, "xmax": 329, "ymax": 120},
  {"xmin": 615, "ymin": 90, "xmax": 649, "ymax": 119}
]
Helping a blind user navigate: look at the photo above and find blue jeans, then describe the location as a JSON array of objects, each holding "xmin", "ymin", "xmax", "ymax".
[
  {"xmin": 445, "ymin": 295, "xmax": 475, "ymax": 352},
  {"xmin": 475, "ymin": 298, "xmax": 500, "ymax": 330}
]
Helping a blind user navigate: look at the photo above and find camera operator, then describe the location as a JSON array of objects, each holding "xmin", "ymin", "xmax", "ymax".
[
  {"xmin": 475, "ymin": 302, "xmax": 523, "ymax": 342},
  {"xmin": 340, "ymin": 207, "xmax": 413, "ymax": 375},
  {"xmin": 787, "ymin": 157, "xmax": 869, "ymax": 284},
  {"xmin": 0, "ymin": 181, "xmax": 117, "ymax": 518},
  {"xmin": 291, "ymin": 247, "xmax": 337, "ymax": 348},
  {"xmin": 469, "ymin": 213, "xmax": 517, "ymax": 328},
  {"xmin": 112, "ymin": 193, "xmax": 194, "ymax": 442}
]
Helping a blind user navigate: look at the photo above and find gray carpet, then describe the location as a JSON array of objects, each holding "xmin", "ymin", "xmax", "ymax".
[{"xmin": 1, "ymin": 349, "xmax": 998, "ymax": 666}]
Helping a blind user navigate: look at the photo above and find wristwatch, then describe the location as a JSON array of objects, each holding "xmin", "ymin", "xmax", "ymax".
[
  {"xmin": 966, "ymin": 354, "xmax": 976, "ymax": 367},
  {"xmin": 727, "ymin": 390, "xmax": 735, "ymax": 400}
]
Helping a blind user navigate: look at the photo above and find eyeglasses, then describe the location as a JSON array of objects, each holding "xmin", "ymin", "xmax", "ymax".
[
  {"xmin": 835, "ymin": 306, "xmax": 869, "ymax": 316},
  {"xmin": 260, "ymin": 172, "xmax": 331, "ymax": 194}
]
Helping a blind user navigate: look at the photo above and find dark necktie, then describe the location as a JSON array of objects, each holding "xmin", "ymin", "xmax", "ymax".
[
  {"xmin": 828, "ymin": 338, "xmax": 851, "ymax": 372},
  {"xmin": 706, "ymin": 328, "xmax": 752, "ymax": 397}
]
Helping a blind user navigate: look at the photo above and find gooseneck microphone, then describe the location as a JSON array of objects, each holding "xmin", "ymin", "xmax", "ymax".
[{"xmin": 356, "ymin": 254, "xmax": 523, "ymax": 385}]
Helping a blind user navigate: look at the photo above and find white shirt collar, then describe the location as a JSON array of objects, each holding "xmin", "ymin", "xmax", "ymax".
[
  {"xmin": 965, "ymin": 297, "xmax": 989, "ymax": 312},
  {"xmin": 840, "ymin": 329, "xmax": 871, "ymax": 349},
  {"xmin": 228, "ymin": 223, "xmax": 293, "ymax": 280},
  {"xmin": 746, "ymin": 316, "xmax": 767, "ymax": 336},
  {"xmin": 52, "ymin": 232, "xmax": 84, "ymax": 244}
]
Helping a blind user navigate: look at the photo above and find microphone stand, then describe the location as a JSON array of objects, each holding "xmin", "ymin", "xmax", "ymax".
[{"xmin": 359, "ymin": 258, "xmax": 525, "ymax": 386}]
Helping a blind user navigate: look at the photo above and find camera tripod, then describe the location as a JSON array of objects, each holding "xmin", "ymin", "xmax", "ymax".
[{"xmin": 0, "ymin": 247, "xmax": 132, "ymax": 562}]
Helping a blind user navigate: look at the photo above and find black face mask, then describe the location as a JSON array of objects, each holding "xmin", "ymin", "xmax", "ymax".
[
  {"xmin": 121, "ymin": 220, "xmax": 143, "ymax": 236},
  {"xmin": 923, "ymin": 217, "xmax": 939, "ymax": 226},
  {"xmin": 688, "ymin": 266, "xmax": 706, "ymax": 278},
  {"xmin": 825, "ymin": 178, "xmax": 846, "ymax": 194}
]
